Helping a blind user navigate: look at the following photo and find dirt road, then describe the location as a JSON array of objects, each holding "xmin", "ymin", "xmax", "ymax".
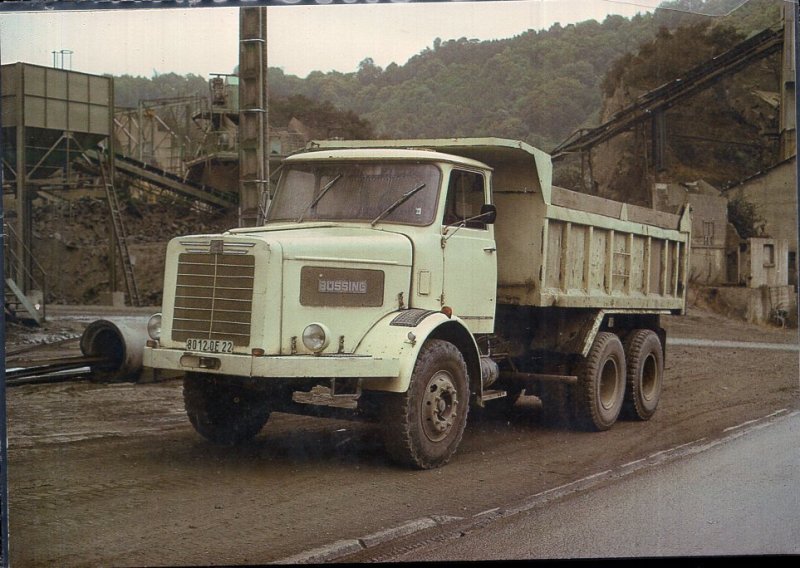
[{"xmin": 4, "ymin": 306, "xmax": 798, "ymax": 566}]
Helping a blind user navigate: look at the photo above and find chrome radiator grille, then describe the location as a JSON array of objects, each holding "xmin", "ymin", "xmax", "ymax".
[{"xmin": 172, "ymin": 253, "xmax": 255, "ymax": 346}]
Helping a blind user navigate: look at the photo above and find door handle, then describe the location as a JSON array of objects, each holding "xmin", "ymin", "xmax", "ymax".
[{"xmin": 483, "ymin": 247, "xmax": 496, "ymax": 253}]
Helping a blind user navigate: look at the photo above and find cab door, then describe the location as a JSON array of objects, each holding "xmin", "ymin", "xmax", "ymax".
[{"xmin": 441, "ymin": 169, "xmax": 497, "ymax": 334}]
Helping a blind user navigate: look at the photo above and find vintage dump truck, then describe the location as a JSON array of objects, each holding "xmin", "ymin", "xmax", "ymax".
[{"xmin": 143, "ymin": 138, "xmax": 691, "ymax": 469}]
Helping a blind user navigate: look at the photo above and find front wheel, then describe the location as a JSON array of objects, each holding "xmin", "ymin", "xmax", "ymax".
[
  {"xmin": 572, "ymin": 332, "xmax": 626, "ymax": 431},
  {"xmin": 381, "ymin": 340, "xmax": 470, "ymax": 469},
  {"xmin": 183, "ymin": 373, "xmax": 271, "ymax": 445}
]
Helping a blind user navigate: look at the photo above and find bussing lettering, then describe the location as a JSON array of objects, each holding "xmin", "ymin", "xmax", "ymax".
[{"xmin": 318, "ymin": 279, "xmax": 368, "ymax": 294}]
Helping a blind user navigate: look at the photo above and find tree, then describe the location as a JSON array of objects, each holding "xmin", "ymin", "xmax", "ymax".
[
  {"xmin": 357, "ymin": 58, "xmax": 382, "ymax": 85},
  {"xmin": 728, "ymin": 196, "xmax": 765, "ymax": 239}
]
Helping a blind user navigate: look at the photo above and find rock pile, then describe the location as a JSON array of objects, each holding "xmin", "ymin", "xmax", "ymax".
[{"xmin": 29, "ymin": 197, "xmax": 237, "ymax": 306}]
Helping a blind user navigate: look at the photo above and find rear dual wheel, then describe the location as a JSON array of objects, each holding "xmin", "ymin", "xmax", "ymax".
[
  {"xmin": 572, "ymin": 329, "xmax": 664, "ymax": 430},
  {"xmin": 573, "ymin": 332, "xmax": 626, "ymax": 431},
  {"xmin": 621, "ymin": 329, "xmax": 664, "ymax": 421}
]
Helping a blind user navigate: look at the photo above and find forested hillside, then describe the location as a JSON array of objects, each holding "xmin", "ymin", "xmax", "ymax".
[
  {"xmin": 266, "ymin": 0, "xmax": 781, "ymax": 151},
  {"xmin": 111, "ymin": 12, "xmax": 659, "ymax": 151},
  {"xmin": 267, "ymin": 13, "xmax": 657, "ymax": 150},
  {"xmin": 593, "ymin": 0, "xmax": 783, "ymax": 204},
  {"xmin": 110, "ymin": 0, "xmax": 785, "ymax": 194}
]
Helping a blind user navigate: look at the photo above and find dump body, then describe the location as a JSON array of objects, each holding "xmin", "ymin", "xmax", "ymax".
[{"xmin": 496, "ymin": 185, "xmax": 690, "ymax": 311}]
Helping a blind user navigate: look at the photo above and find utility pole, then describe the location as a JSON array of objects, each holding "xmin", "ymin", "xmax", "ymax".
[
  {"xmin": 0, "ymin": 41, "xmax": 10, "ymax": 568},
  {"xmin": 238, "ymin": 7, "xmax": 269, "ymax": 227},
  {"xmin": 781, "ymin": 2, "xmax": 797, "ymax": 160},
  {"xmin": 792, "ymin": 0, "xmax": 800, "ymax": 327}
]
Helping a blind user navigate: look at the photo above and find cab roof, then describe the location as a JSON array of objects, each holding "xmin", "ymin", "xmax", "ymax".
[
  {"xmin": 295, "ymin": 137, "xmax": 553, "ymax": 198},
  {"xmin": 284, "ymin": 147, "xmax": 492, "ymax": 171}
]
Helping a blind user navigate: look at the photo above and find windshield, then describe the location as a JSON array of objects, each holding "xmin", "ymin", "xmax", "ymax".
[{"xmin": 267, "ymin": 162, "xmax": 441, "ymax": 226}]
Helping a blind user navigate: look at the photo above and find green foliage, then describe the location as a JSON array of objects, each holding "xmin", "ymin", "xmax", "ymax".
[
  {"xmin": 112, "ymin": 73, "xmax": 210, "ymax": 108},
  {"xmin": 728, "ymin": 196, "xmax": 765, "ymax": 239},
  {"xmin": 655, "ymin": 0, "xmax": 782, "ymax": 32},
  {"xmin": 112, "ymin": 71, "xmax": 375, "ymax": 139},
  {"xmin": 270, "ymin": 94, "xmax": 375, "ymax": 139},
  {"xmin": 614, "ymin": 22, "xmax": 746, "ymax": 92}
]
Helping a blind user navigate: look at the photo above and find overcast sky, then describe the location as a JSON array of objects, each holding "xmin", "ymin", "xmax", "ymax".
[
  {"xmin": 0, "ymin": 0, "xmax": 734, "ymax": 79},
  {"xmin": 0, "ymin": 1, "xmax": 660, "ymax": 78}
]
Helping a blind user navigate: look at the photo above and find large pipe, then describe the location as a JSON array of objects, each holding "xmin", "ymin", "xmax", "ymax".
[{"xmin": 79, "ymin": 318, "xmax": 148, "ymax": 382}]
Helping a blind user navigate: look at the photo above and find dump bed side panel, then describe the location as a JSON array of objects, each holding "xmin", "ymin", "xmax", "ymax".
[{"xmin": 495, "ymin": 186, "xmax": 690, "ymax": 313}]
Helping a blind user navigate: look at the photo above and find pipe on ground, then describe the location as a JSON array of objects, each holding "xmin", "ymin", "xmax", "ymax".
[{"xmin": 79, "ymin": 319, "xmax": 149, "ymax": 382}]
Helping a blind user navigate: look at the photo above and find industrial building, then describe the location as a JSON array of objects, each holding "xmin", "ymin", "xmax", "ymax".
[{"xmin": 1, "ymin": 7, "xmax": 290, "ymax": 323}]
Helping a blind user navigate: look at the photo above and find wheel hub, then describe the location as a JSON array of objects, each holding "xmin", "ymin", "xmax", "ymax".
[
  {"xmin": 599, "ymin": 359, "xmax": 619, "ymax": 410},
  {"xmin": 641, "ymin": 353, "xmax": 658, "ymax": 401},
  {"xmin": 422, "ymin": 370, "xmax": 459, "ymax": 442}
]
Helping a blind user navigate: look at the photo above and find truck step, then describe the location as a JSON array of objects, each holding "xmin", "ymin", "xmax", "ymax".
[{"xmin": 480, "ymin": 389, "xmax": 508, "ymax": 402}]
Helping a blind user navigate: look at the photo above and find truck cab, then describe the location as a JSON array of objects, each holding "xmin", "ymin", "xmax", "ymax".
[{"xmin": 144, "ymin": 147, "xmax": 500, "ymax": 468}]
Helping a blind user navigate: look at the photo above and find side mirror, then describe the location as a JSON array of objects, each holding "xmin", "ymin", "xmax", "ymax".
[{"xmin": 480, "ymin": 204, "xmax": 497, "ymax": 224}]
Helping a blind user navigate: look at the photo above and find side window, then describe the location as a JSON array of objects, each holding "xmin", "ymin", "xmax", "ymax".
[{"xmin": 444, "ymin": 170, "xmax": 487, "ymax": 229}]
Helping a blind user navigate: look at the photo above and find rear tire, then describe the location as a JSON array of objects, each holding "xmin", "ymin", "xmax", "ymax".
[
  {"xmin": 381, "ymin": 340, "xmax": 469, "ymax": 469},
  {"xmin": 183, "ymin": 373, "xmax": 271, "ymax": 445},
  {"xmin": 572, "ymin": 332, "xmax": 626, "ymax": 431},
  {"xmin": 621, "ymin": 329, "xmax": 663, "ymax": 421}
]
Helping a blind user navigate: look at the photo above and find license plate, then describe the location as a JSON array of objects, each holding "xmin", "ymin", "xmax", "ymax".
[{"xmin": 186, "ymin": 338, "xmax": 234, "ymax": 354}]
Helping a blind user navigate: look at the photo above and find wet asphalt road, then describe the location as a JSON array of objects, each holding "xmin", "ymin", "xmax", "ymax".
[{"xmin": 373, "ymin": 410, "xmax": 800, "ymax": 561}]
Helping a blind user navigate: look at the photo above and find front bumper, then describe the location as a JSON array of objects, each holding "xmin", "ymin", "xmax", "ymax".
[{"xmin": 144, "ymin": 346, "xmax": 400, "ymax": 379}]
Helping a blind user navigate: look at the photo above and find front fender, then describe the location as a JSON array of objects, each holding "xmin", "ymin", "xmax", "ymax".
[{"xmin": 355, "ymin": 309, "xmax": 480, "ymax": 394}]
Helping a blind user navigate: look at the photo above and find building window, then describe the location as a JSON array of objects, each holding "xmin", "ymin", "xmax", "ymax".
[
  {"xmin": 702, "ymin": 221, "xmax": 714, "ymax": 246},
  {"xmin": 763, "ymin": 244, "xmax": 775, "ymax": 267}
]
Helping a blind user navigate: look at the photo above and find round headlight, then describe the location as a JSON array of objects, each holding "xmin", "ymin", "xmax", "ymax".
[
  {"xmin": 147, "ymin": 313, "xmax": 162, "ymax": 340},
  {"xmin": 302, "ymin": 323, "xmax": 330, "ymax": 353}
]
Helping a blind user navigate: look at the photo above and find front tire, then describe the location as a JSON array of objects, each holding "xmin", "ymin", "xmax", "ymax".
[
  {"xmin": 183, "ymin": 373, "xmax": 271, "ymax": 445},
  {"xmin": 381, "ymin": 340, "xmax": 470, "ymax": 469},
  {"xmin": 572, "ymin": 332, "xmax": 626, "ymax": 431},
  {"xmin": 621, "ymin": 329, "xmax": 663, "ymax": 421}
]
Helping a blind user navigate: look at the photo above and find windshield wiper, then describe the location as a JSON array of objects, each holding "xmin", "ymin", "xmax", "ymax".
[
  {"xmin": 296, "ymin": 174, "xmax": 343, "ymax": 223},
  {"xmin": 371, "ymin": 183, "xmax": 426, "ymax": 227}
]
